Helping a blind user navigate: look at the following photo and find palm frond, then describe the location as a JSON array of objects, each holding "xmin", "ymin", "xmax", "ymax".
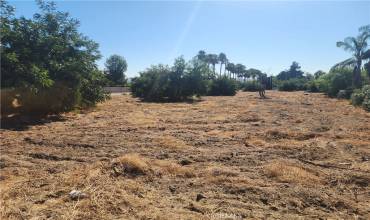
[
  {"xmin": 359, "ymin": 24, "xmax": 370, "ymax": 33},
  {"xmin": 336, "ymin": 38, "xmax": 355, "ymax": 52},
  {"xmin": 331, "ymin": 58, "xmax": 356, "ymax": 71},
  {"xmin": 362, "ymin": 49, "xmax": 370, "ymax": 60}
]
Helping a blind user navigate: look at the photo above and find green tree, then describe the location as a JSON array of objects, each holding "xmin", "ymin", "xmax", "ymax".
[
  {"xmin": 226, "ymin": 62, "xmax": 235, "ymax": 79},
  {"xmin": 105, "ymin": 54, "xmax": 128, "ymax": 85},
  {"xmin": 277, "ymin": 62, "xmax": 304, "ymax": 80},
  {"xmin": 197, "ymin": 50, "xmax": 207, "ymax": 62},
  {"xmin": 365, "ymin": 61, "xmax": 370, "ymax": 78},
  {"xmin": 247, "ymin": 68, "xmax": 262, "ymax": 82},
  {"xmin": 333, "ymin": 25, "xmax": 370, "ymax": 88},
  {"xmin": 235, "ymin": 63, "xmax": 246, "ymax": 80},
  {"xmin": 131, "ymin": 57, "xmax": 207, "ymax": 101},
  {"xmin": 1, "ymin": 0, "xmax": 108, "ymax": 113},
  {"xmin": 207, "ymin": 54, "xmax": 219, "ymax": 76},
  {"xmin": 314, "ymin": 70, "xmax": 326, "ymax": 79},
  {"xmin": 243, "ymin": 69, "xmax": 251, "ymax": 82},
  {"xmin": 218, "ymin": 52, "xmax": 227, "ymax": 77}
]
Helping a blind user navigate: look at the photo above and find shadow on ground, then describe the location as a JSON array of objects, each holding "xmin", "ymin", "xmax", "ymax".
[{"xmin": 0, "ymin": 114, "xmax": 66, "ymax": 131}]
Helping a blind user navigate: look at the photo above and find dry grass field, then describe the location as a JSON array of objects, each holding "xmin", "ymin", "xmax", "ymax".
[{"xmin": 1, "ymin": 91, "xmax": 369, "ymax": 219}]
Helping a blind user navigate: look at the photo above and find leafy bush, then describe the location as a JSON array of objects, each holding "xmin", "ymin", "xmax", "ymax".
[
  {"xmin": 131, "ymin": 57, "xmax": 207, "ymax": 101},
  {"xmin": 277, "ymin": 78, "xmax": 307, "ymax": 91},
  {"xmin": 80, "ymin": 71, "xmax": 111, "ymax": 107},
  {"xmin": 351, "ymin": 85, "xmax": 370, "ymax": 111},
  {"xmin": 327, "ymin": 70, "xmax": 353, "ymax": 97},
  {"xmin": 351, "ymin": 89, "xmax": 365, "ymax": 106},
  {"xmin": 314, "ymin": 74, "xmax": 331, "ymax": 93},
  {"xmin": 1, "ymin": 1, "xmax": 109, "ymax": 115},
  {"xmin": 312, "ymin": 68, "xmax": 353, "ymax": 97},
  {"xmin": 242, "ymin": 81, "xmax": 260, "ymax": 92},
  {"xmin": 363, "ymin": 99, "xmax": 370, "ymax": 111},
  {"xmin": 131, "ymin": 65, "xmax": 170, "ymax": 101},
  {"xmin": 305, "ymin": 80, "xmax": 319, "ymax": 92},
  {"xmin": 208, "ymin": 77, "xmax": 237, "ymax": 96}
]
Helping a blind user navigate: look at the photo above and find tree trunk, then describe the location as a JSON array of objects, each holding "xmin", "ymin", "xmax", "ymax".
[
  {"xmin": 353, "ymin": 60, "xmax": 362, "ymax": 88},
  {"xmin": 219, "ymin": 63, "xmax": 222, "ymax": 78}
]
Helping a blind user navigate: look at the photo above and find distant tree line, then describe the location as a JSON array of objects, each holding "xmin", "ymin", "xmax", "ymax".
[
  {"xmin": 130, "ymin": 50, "xmax": 272, "ymax": 101},
  {"xmin": 2, "ymin": 0, "xmax": 368, "ymax": 112}
]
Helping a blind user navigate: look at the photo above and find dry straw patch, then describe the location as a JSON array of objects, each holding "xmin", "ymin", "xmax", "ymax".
[
  {"xmin": 155, "ymin": 135, "xmax": 191, "ymax": 150},
  {"xmin": 151, "ymin": 160, "xmax": 195, "ymax": 178},
  {"xmin": 112, "ymin": 154, "xmax": 150, "ymax": 176},
  {"xmin": 111, "ymin": 153, "xmax": 195, "ymax": 178},
  {"xmin": 264, "ymin": 160, "xmax": 322, "ymax": 185},
  {"xmin": 205, "ymin": 166, "xmax": 239, "ymax": 178},
  {"xmin": 206, "ymin": 130, "xmax": 238, "ymax": 139},
  {"xmin": 125, "ymin": 111, "xmax": 158, "ymax": 126},
  {"xmin": 201, "ymin": 165, "xmax": 252, "ymax": 185}
]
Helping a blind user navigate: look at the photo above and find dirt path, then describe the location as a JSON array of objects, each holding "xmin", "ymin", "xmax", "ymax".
[{"xmin": 1, "ymin": 91, "xmax": 369, "ymax": 219}]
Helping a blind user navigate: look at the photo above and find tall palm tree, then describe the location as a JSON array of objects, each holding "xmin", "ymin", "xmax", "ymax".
[
  {"xmin": 333, "ymin": 25, "xmax": 370, "ymax": 88},
  {"xmin": 235, "ymin": 64, "xmax": 246, "ymax": 81},
  {"xmin": 243, "ymin": 69, "xmax": 251, "ymax": 82},
  {"xmin": 197, "ymin": 50, "xmax": 206, "ymax": 62},
  {"xmin": 218, "ymin": 53, "xmax": 227, "ymax": 77},
  {"xmin": 207, "ymin": 54, "xmax": 219, "ymax": 76},
  {"xmin": 226, "ymin": 63, "xmax": 235, "ymax": 79}
]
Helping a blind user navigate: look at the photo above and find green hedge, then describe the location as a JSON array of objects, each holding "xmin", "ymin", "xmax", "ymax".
[
  {"xmin": 277, "ymin": 78, "xmax": 308, "ymax": 91},
  {"xmin": 351, "ymin": 85, "xmax": 370, "ymax": 111},
  {"xmin": 131, "ymin": 57, "xmax": 208, "ymax": 101},
  {"xmin": 207, "ymin": 77, "xmax": 237, "ymax": 96},
  {"xmin": 310, "ymin": 69, "xmax": 353, "ymax": 97},
  {"xmin": 242, "ymin": 81, "xmax": 261, "ymax": 92}
]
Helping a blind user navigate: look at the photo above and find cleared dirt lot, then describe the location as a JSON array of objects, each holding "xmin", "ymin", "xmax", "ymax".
[{"xmin": 1, "ymin": 91, "xmax": 369, "ymax": 219}]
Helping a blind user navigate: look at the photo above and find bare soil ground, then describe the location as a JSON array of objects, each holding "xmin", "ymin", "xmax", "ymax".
[{"xmin": 1, "ymin": 91, "xmax": 369, "ymax": 219}]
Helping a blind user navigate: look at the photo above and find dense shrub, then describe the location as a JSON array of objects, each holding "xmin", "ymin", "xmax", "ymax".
[
  {"xmin": 311, "ymin": 69, "xmax": 353, "ymax": 98},
  {"xmin": 305, "ymin": 80, "xmax": 319, "ymax": 92},
  {"xmin": 274, "ymin": 62, "xmax": 312, "ymax": 92},
  {"xmin": 314, "ymin": 74, "xmax": 331, "ymax": 93},
  {"xmin": 336, "ymin": 90, "xmax": 351, "ymax": 99},
  {"xmin": 1, "ymin": 1, "xmax": 109, "ymax": 115},
  {"xmin": 277, "ymin": 78, "xmax": 308, "ymax": 91},
  {"xmin": 131, "ymin": 65, "xmax": 171, "ymax": 101},
  {"xmin": 327, "ymin": 70, "xmax": 353, "ymax": 97},
  {"xmin": 351, "ymin": 85, "xmax": 370, "ymax": 111},
  {"xmin": 242, "ymin": 81, "xmax": 260, "ymax": 92},
  {"xmin": 80, "ymin": 71, "xmax": 111, "ymax": 107},
  {"xmin": 363, "ymin": 99, "xmax": 370, "ymax": 111},
  {"xmin": 208, "ymin": 77, "xmax": 237, "ymax": 96},
  {"xmin": 131, "ymin": 57, "xmax": 208, "ymax": 101},
  {"xmin": 351, "ymin": 89, "xmax": 365, "ymax": 106}
]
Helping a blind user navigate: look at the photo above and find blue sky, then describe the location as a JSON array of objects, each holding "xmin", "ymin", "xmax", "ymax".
[{"xmin": 9, "ymin": 0, "xmax": 370, "ymax": 77}]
